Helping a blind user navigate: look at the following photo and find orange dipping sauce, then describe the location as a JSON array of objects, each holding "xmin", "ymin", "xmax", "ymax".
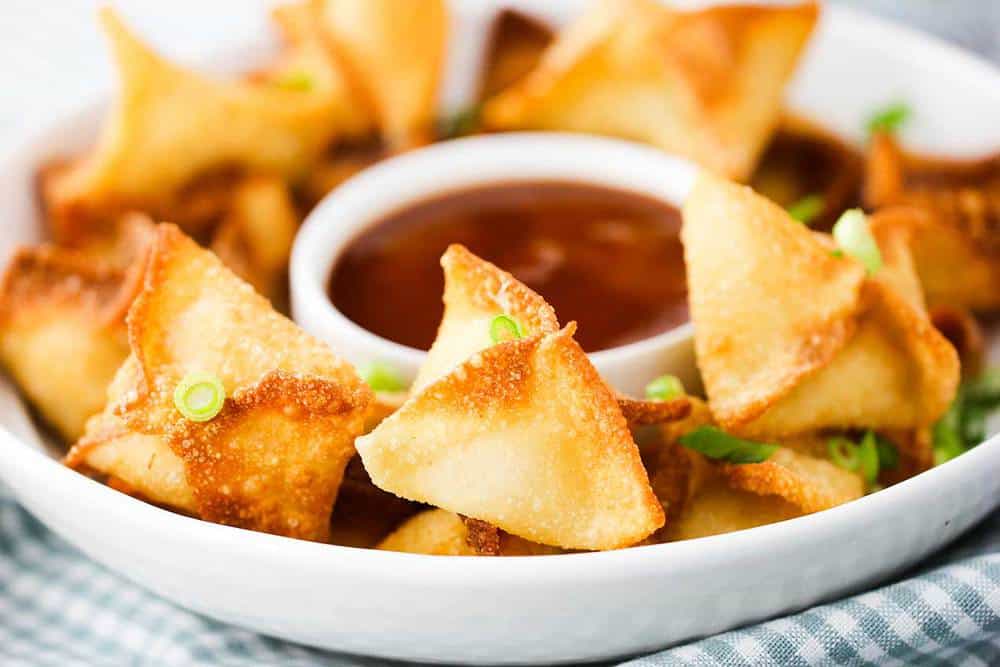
[{"xmin": 329, "ymin": 181, "xmax": 688, "ymax": 352}]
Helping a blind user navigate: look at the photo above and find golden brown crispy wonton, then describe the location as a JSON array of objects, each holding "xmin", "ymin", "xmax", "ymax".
[
  {"xmin": 0, "ymin": 243, "xmax": 146, "ymax": 442},
  {"xmin": 483, "ymin": 0, "xmax": 818, "ymax": 180},
  {"xmin": 358, "ymin": 322, "xmax": 665, "ymax": 551},
  {"xmin": 317, "ymin": 0, "xmax": 447, "ymax": 148},
  {"xmin": 68, "ymin": 225, "xmax": 371, "ymax": 541},
  {"xmin": 864, "ymin": 133, "xmax": 1000, "ymax": 311},
  {"xmin": 479, "ymin": 9, "xmax": 555, "ymax": 101},
  {"xmin": 210, "ymin": 176, "xmax": 299, "ymax": 310},
  {"xmin": 646, "ymin": 398, "xmax": 863, "ymax": 541},
  {"xmin": 377, "ymin": 509, "xmax": 564, "ymax": 556},
  {"xmin": 682, "ymin": 173, "xmax": 959, "ymax": 438},
  {"xmin": 411, "ymin": 244, "xmax": 559, "ymax": 393},
  {"xmin": 412, "ymin": 244, "xmax": 684, "ymax": 423},
  {"xmin": 751, "ymin": 114, "xmax": 864, "ymax": 229},
  {"xmin": 43, "ymin": 7, "xmax": 366, "ymax": 241}
]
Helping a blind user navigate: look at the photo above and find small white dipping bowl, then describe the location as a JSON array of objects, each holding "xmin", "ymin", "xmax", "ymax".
[{"xmin": 291, "ymin": 132, "xmax": 699, "ymax": 396}]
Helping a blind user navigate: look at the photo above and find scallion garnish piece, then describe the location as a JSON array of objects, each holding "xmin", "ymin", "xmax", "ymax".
[
  {"xmin": 858, "ymin": 430, "xmax": 880, "ymax": 486},
  {"xmin": 827, "ymin": 437, "xmax": 860, "ymax": 471},
  {"xmin": 359, "ymin": 360, "xmax": 406, "ymax": 393},
  {"xmin": 173, "ymin": 372, "xmax": 225, "ymax": 422},
  {"xmin": 678, "ymin": 427, "xmax": 777, "ymax": 464},
  {"xmin": 787, "ymin": 194, "xmax": 825, "ymax": 225},
  {"xmin": 489, "ymin": 314, "xmax": 523, "ymax": 343},
  {"xmin": 275, "ymin": 71, "xmax": 313, "ymax": 92},
  {"xmin": 833, "ymin": 209, "xmax": 883, "ymax": 275},
  {"xmin": 875, "ymin": 435, "xmax": 899, "ymax": 470},
  {"xmin": 867, "ymin": 102, "xmax": 911, "ymax": 135},
  {"xmin": 439, "ymin": 105, "xmax": 481, "ymax": 139},
  {"xmin": 645, "ymin": 374, "xmax": 685, "ymax": 401}
]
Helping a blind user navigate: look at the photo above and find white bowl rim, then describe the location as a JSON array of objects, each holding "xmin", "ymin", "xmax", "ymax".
[
  {"xmin": 0, "ymin": 0, "xmax": 998, "ymax": 579},
  {"xmin": 291, "ymin": 131, "xmax": 698, "ymax": 370}
]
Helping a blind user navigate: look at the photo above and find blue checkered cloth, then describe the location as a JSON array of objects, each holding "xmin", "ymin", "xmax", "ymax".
[{"xmin": 2, "ymin": 487, "xmax": 1000, "ymax": 666}]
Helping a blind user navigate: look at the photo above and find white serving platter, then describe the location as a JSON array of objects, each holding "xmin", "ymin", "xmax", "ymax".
[{"xmin": 0, "ymin": 1, "xmax": 998, "ymax": 663}]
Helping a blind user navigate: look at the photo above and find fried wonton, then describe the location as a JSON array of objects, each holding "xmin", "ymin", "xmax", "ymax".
[
  {"xmin": 662, "ymin": 480, "xmax": 802, "ymax": 541},
  {"xmin": 864, "ymin": 133, "xmax": 1000, "ymax": 311},
  {"xmin": 750, "ymin": 114, "xmax": 864, "ymax": 229},
  {"xmin": 328, "ymin": 456, "xmax": 422, "ymax": 548},
  {"xmin": 377, "ymin": 509, "xmax": 563, "ymax": 556},
  {"xmin": 358, "ymin": 323, "xmax": 664, "ymax": 551},
  {"xmin": 482, "ymin": 0, "xmax": 818, "ymax": 180},
  {"xmin": 646, "ymin": 398, "xmax": 863, "ymax": 541},
  {"xmin": 683, "ymin": 173, "xmax": 959, "ymax": 438},
  {"xmin": 43, "ymin": 7, "xmax": 367, "ymax": 242},
  {"xmin": 479, "ymin": 9, "xmax": 555, "ymax": 101},
  {"xmin": 68, "ymin": 224, "xmax": 371, "ymax": 541},
  {"xmin": 411, "ymin": 244, "xmax": 560, "ymax": 393},
  {"xmin": 210, "ymin": 176, "xmax": 299, "ymax": 310},
  {"xmin": 411, "ymin": 244, "xmax": 688, "ymax": 422},
  {"xmin": 0, "ymin": 243, "xmax": 146, "ymax": 442},
  {"xmin": 318, "ymin": 0, "xmax": 447, "ymax": 148}
]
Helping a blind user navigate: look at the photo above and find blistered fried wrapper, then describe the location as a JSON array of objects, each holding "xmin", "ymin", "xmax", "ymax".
[
  {"xmin": 682, "ymin": 173, "xmax": 959, "ymax": 439},
  {"xmin": 67, "ymin": 225, "xmax": 372, "ymax": 541},
  {"xmin": 483, "ymin": 0, "xmax": 817, "ymax": 180}
]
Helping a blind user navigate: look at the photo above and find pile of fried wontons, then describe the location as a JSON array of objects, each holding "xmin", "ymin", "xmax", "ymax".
[{"xmin": 0, "ymin": 0, "xmax": 996, "ymax": 555}]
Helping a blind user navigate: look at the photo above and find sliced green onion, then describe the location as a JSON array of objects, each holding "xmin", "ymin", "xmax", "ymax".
[
  {"xmin": 489, "ymin": 314, "xmax": 523, "ymax": 344},
  {"xmin": 933, "ymin": 393, "xmax": 966, "ymax": 466},
  {"xmin": 359, "ymin": 360, "xmax": 407, "ymax": 393},
  {"xmin": 173, "ymin": 372, "xmax": 225, "ymax": 422},
  {"xmin": 439, "ymin": 105, "xmax": 481, "ymax": 139},
  {"xmin": 645, "ymin": 374, "xmax": 685, "ymax": 401},
  {"xmin": 275, "ymin": 71, "xmax": 313, "ymax": 91},
  {"xmin": 867, "ymin": 102, "xmax": 911, "ymax": 136},
  {"xmin": 787, "ymin": 194, "xmax": 825, "ymax": 225},
  {"xmin": 827, "ymin": 437, "xmax": 860, "ymax": 471},
  {"xmin": 833, "ymin": 209, "xmax": 883, "ymax": 275},
  {"xmin": 858, "ymin": 430, "xmax": 880, "ymax": 486},
  {"xmin": 830, "ymin": 249, "xmax": 845, "ymax": 258},
  {"xmin": 875, "ymin": 435, "xmax": 899, "ymax": 470},
  {"xmin": 678, "ymin": 426, "xmax": 777, "ymax": 464}
]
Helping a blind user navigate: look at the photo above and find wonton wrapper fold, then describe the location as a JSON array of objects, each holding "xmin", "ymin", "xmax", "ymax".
[
  {"xmin": 683, "ymin": 173, "xmax": 959, "ymax": 438},
  {"xmin": 72, "ymin": 224, "xmax": 371, "ymax": 541},
  {"xmin": 483, "ymin": 0, "xmax": 818, "ymax": 180},
  {"xmin": 358, "ymin": 324, "xmax": 664, "ymax": 551},
  {"xmin": 412, "ymin": 244, "xmax": 560, "ymax": 393},
  {"xmin": 44, "ymin": 7, "xmax": 366, "ymax": 240}
]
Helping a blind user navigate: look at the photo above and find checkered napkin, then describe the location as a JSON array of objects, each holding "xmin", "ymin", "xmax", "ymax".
[{"xmin": 1, "ymin": 487, "xmax": 999, "ymax": 667}]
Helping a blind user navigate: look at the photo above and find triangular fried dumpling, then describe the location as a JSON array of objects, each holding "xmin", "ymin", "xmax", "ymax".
[
  {"xmin": 318, "ymin": 0, "xmax": 447, "ymax": 148},
  {"xmin": 376, "ymin": 509, "xmax": 564, "ymax": 556},
  {"xmin": 483, "ymin": 0, "xmax": 818, "ymax": 180},
  {"xmin": 683, "ymin": 173, "xmax": 959, "ymax": 437},
  {"xmin": 0, "ymin": 243, "xmax": 144, "ymax": 441},
  {"xmin": 210, "ymin": 175, "xmax": 299, "ymax": 309},
  {"xmin": 358, "ymin": 324, "xmax": 664, "ymax": 550},
  {"xmin": 71, "ymin": 224, "xmax": 371, "ymax": 541},
  {"xmin": 864, "ymin": 133, "xmax": 1000, "ymax": 311},
  {"xmin": 411, "ymin": 244, "xmax": 688, "ymax": 422},
  {"xmin": 44, "ymin": 7, "xmax": 367, "ymax": 239},
  {"xmin": 412, "ymin": 244, "xmax": 559, "ymax": 393}
]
